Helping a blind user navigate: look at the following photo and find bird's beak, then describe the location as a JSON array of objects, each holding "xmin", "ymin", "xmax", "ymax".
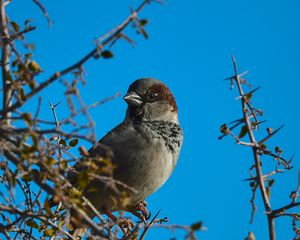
[{"xmin": 123, "ymin": 91, "xmax": 143, "ymax": 106}]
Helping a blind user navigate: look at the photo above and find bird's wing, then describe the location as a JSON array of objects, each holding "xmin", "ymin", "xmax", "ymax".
[{"xmin": 67, "ymin": 122, "xmax": 136, "ymax": 184}]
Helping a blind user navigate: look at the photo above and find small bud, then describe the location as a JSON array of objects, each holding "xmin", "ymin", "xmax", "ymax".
[
  {"xmin": 266, "ymin": 127, "xmax": 273, "ymax": 134},
  {"xmin": 220, "ymin": 123, "xmax": 230, "ymax": 135}
]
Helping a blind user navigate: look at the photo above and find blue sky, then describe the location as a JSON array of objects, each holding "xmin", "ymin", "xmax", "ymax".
[{"xmin": 6, "ymin": 0, "xmax": 300, "ymax": 239}]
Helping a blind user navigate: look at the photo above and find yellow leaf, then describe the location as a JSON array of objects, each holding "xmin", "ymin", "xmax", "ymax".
[
  {"xmin": 28, "ymin": 61, "xmax": 41, "ymax": 72},
  {"xmin": 239, "ymin": 125, "xmax": 248, "ymax": 138}
]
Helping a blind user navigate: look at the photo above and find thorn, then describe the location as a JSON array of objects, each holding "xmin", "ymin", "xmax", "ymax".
[
  {"xmin": 246, "ymin": 87, "xmax": 261, "ymax": 95},
  {"xmin": 288, "ymin": 154, "xmax": 295, "ymax": 163},
  {"xmin": 150, "ymin": 209, "xmax": 161, "ymax": 223},
  {"xmin": 229, "ymin": 118, "xmax": 244, "ymax": 124},
  {"xmin": 223, "ymin": 76, "xmax": 235, "ymax": 81},
  {"xmin": 231, "ymin": 55, "xmax": 236, "ymax": 64},
  {"xmin": 238, "ymin": 71, "xmax": 249, "ymax": 78},
  {"xmin": 256, "ymin": 120, "xmax": 267, "ymax": 125},
  {"xmin": 259, "ymin": 124, "xmax": 285, "ymax": 144},
  {"xmin": 243, "ymin": 177, "xmax": 255, "ymax": 182},
  {"xmin": 53, "ymin": 101, "xmax": 62, "ymax": 108}
]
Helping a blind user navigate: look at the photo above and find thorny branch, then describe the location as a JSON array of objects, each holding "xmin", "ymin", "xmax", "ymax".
[
  {"xmin": 0, "ymin": 0, "xmax": 152, "ymax": 117},
  {"xmin": 0, "ymin": 0, "xmax": 203, "ymax": 239},
  {"xmin": 219, "ymin": 56, "xmax": 300, "ymax": 239},
  {"xmin": 0, "ymin": 0, "xmax": 12, "ymax": 121}
]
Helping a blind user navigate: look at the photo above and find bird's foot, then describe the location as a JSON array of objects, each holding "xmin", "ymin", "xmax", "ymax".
[
  {"xmin": 130, "ymin": 200, "xmax": 151, "ymax": 223},
  {"xmin": 104, "ymin": 210, "xmax": 135, "ymax": 234},
  {"xmin": 117, "ymin": 217, "xmax": 135, "ymax": 234}
]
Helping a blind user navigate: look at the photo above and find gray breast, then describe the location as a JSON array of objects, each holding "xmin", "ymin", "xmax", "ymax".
[{"xmin": 111, "ymin": 121, "xmax": 183, "ymax": 202}]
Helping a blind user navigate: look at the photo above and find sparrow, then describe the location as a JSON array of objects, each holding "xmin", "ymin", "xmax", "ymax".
[{"xmin": 67, "ymin": 78, "xmax": 183, "ymax": 236}]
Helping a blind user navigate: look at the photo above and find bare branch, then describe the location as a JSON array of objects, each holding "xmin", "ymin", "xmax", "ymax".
[
  {"xmin": 0, "ymin": 0, "xmax": 12, "ymax": 121},
  {"xmin": 231, "ymin": 56, "xmax": 275, "ymax": 239},
  {"xmin": 32, "ymin": 0, "xmax": 53, "ymax": 27},
  {"xmin": 0, "ymin": 0, "xmax": 151, "ymax": 117}
]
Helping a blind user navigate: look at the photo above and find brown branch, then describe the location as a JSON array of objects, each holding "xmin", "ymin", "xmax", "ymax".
[
  {"xmin": 32, "ymin": 0, "xmax": 53, "ymax": 27},
  {"xmin": 139, "ymin": 210, "xmax": 161, "ymax": 240},
  {"xmin": 0, "ymin": 0, "xmax": 12, "ymax": 122},
  {"xmin": 249, "ymin": 183, "xmax": 258, "ymax": 223},
  {"xmin": 0, "ymin": 126, "xmax": 95, "ymax": 143},
  {"xmin": 2, "ymin": 149, "xmax": 56, "ymax": 196},
  {"xmin": 231, "ymin": 56, "xmax": 275, "ymax": 239},
  {"xmin": 9, "ymin": 26, "xmax": 36, "ymax": 41},
  {"xmin": 0, "ymin": 204, "xmax": 75, "ymax": 239},
  {"xmin": 2, "ymin": 143, "xmax": 111, "ymax": 239},
  {"xmin": 258, "ymin": 125, "xmax": 285, "ymax": 144},
  {"xmin": 49, "ymin": 101, "xmax": 62, "ymax": 162},
  {"xmin": 0, "ymin": 0, "xmax": 151, "ymax": 117},
  {"xmin": 272, "ymin": 202, "xmax": 300, "ymax": 218},
  {"xmin": 60, "ymin": 92, "xmax": 121, "ymax": 125}
]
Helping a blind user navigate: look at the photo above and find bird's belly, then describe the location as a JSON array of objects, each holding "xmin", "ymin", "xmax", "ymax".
[{"xmin": 115, "ymin": 141, "xmax": 174, "ymax": 203}]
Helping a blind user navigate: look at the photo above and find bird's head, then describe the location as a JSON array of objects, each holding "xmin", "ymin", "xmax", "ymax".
[{"xmin": 124, "ymin": 78, "xmax": 179, "ymax": 123}]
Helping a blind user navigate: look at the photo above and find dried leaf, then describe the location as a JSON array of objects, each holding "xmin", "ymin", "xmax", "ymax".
[
  {"xmin": 220, "ymin": 123, "xmax": 230, "ymax": 135},
  {"xmin": 101, "ymin": 50, "xmax": 114, "ymax": 59},
  {"xmin": 191, "ymin": 221, "xmax": 202, "ymax": 231},
  {"xmin": 46, "ymin": 157, "xmax": 56, "ymax": 166},
  {"xmin": 11, "ymin": 21, "xmax": 20, "ymax": 32},
  {"xmin": 139, "ymin": 19, "xmax": 149, "ymax": 26},
  {"xmin": 260, "ymin": 143, "xmax": 267, "ymax": 149},
  {"xmin": 44, "ymin": 199, "xmax": 53, "ymax": 217},
  {"xmin": 22, "ymin": 112, "xmax": 32, "ymax": 124},
  {"xmin": 79, "ymin": 146, "xmax": 88, "ymax": 156},
  {"xmin": 5, "ymin": 71, "xmax": 13, "ymax": 82},
  {"xmin": 266, "ymin": 187, "xmax": 271, "ymax": 200},
  {"xmin": 69, "ymin": 138, "xmax": 78, "ymax": 147},
  {"xmin": 25, "ymin": 19, "xmax": 33, "ymax": 26},
  {"xmin": 266, "ymin": 127, "xmax": 273, "ymax": 134},
  {"xmin": 244, "ymin": 92, "xmax": 252, "ymax": 101},
  {"xmin": 26, "ymin": 219, "xmax": 39, "ymax": 229},
  {"xmin": 22, "ymin": 173, "xmax": 32, "ymax": 182},
  {"xmin": 268, "ymin": 179, "xmax": 275, "ymax": 188},
  {"xmin": 12, "ymin": 59, "xmax": 19, "ymax": 68},
  {"xmin": 289, "ymin": 191, "xmax": 297, "ymax": 199},
  {"xmin": 28, "ymin": 61, "xmax": 41, "ymax": 72},
  {"xmin": 239, "ymin": 125, "xmax": 248, "ymax": 138},
  {"xmin": 59, "ymin": 139, "xmax": 67, "ymax": 146},
  {"xmin": 274, "ymin": 146, "xmax": 283, "ymax": 154},
  {"xmin": 29, "ymin": 80, "xmax": 36, "ymax": 90},
  {"xmin": 44, "ymin": 228, "xmax": 56, "ymax": 237}
]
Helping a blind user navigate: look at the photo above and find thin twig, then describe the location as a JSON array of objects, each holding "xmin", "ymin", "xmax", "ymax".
[
  {"xmin": 231, "ymin": 56, "xmax": 275, "ymax": 239},
  {"xmin": 139, "ymin": 210, "xmax": 161, "ymax": 240},
  {"xmin": 32, "ymin": 0, "xmax": 53, "ymax": 27},
  {"xmin": 49, "ymin": 101, "xmax": 62, "ymax": 162},
  {"xmin": 0, "ymin": 0, "xmax": 151, "ymax": 117}
]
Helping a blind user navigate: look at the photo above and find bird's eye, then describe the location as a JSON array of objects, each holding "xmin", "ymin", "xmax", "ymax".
[
  {"xmin": 148, "ymin": 93, "xmax": 156, "ymax": 99},
  {"xmin": 146, "ymin": 92, "xmax": 158, "ymax": 102}
]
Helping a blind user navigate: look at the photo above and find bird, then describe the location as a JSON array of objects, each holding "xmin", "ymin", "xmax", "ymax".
[{"xmin": 66, "ymin": 78, "xmax": 183, "ymax": 237}]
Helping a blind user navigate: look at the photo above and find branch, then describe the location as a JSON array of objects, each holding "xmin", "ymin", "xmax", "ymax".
[
  {"xmin": 0, "ymin": 0, "xmax": 151, "ymax": 117},
  {"xmin": 32, "ymin": 0, "xmax": 53, "ymax": 27},
  {"xmin": 9, "ymin": 26, "xmax": 36, "ymax": 41},
  {"xmin": 258, "ymin": 125, "xmax": 285, "ymax": 144},
  {"xmin": 231, "ymin": 56, "xmax": 275, "ymax": 239},
  {"xmin": 0, "ymin": 0, "xmax": 12, "ymax": 121},
  {"xmin": 272, "ymin": 202, "xmax": 300, "ymax": 218}
]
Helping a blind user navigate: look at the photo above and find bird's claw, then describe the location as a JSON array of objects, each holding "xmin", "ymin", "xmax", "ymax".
[
  {"xmin": 117, "ymin": 217, "xmax": 135, "ymax": 234},
  {"xmin": 130, "ymin": 200, "xmax": 151, "ymax": 222}
]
